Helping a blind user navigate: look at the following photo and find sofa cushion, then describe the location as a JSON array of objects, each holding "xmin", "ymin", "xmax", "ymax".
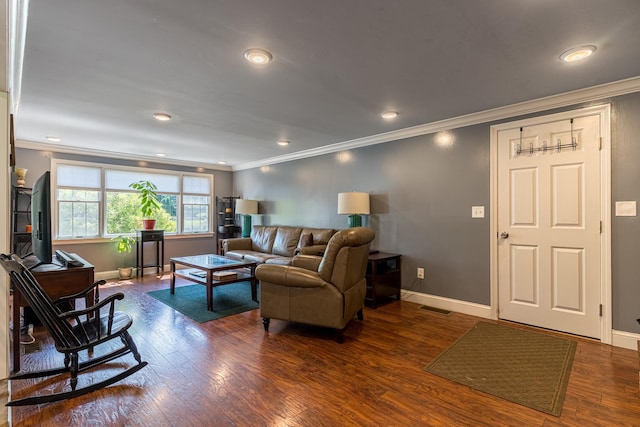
[
  {"xmin": 224, "ymin": 250, "xmax": 248, "ymax": 261},
  {"xmin": 251, "ymin": 226, "xmax": 277, "ymax": 253},
  {"xmin": 265, "ymin": 256, "xmax": 294, "ymax": 265},
  {"xmin": 243, "ymin": 252, "xmax": 281, "ymax": 264},
  {"xmin": 272, "ymin": 227, "xmax": 302, "ymax": 256}
]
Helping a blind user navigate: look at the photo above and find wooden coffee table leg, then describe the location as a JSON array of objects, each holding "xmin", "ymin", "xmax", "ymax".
[
  {"xmin": 250, "ymin": 264, "xmax": 258, "ymax": 302},
  {"xmin": 170, "ymin": 261, "xmax": 176, "ymax": 294},
  {"xmin": 251, "ymin": 278, "xmax": 258, "ymax": 302},
  {"xmin": 206, "ymin": 272, "xmax": 213, "ymax": 311}
]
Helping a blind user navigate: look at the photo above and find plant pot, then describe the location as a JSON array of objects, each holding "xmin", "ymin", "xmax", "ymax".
[
  {"xmin": 142, "ymin": 219, "xmax": 156, "ymax": 230},
  {"xmin": 118, "ymin": 267, "xmax": 133, "ymax": 279}
]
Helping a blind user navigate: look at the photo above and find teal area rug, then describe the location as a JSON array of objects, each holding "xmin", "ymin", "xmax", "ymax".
[{"xmin": 147, "ymin": 282, "xmax": 258, "ymax": 323}]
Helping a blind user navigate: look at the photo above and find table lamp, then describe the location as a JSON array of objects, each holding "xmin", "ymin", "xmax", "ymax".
[
  {"xmin": 337, "ymin": 192, "xmax": 370, "ymax": 228},
  {"xmin": 235, "ymin": 199, "xmax": 258, "ymax": 237}
]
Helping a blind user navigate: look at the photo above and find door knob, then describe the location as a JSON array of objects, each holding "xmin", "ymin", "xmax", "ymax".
[{"xmin": 500, "ymin": 232, "xmax": 509, "ymax": 239}]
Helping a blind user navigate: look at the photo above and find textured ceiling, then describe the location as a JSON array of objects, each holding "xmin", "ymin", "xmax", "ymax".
[{"xmin": 13, "ymin": 0, "xmax": 640, "ymax": 169}]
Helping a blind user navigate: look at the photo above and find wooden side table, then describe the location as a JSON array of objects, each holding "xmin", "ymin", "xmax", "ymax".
[
  {"xmin": 136, "ymin": 229, "xmax": 165, "ymax": 276},
  {"xmin": 365, "ymin": 252, "xmax": 401, "ymax": 308},
  {"xmin": 12, "ymin": 255, "xmax": 95, "ymax": 372}
]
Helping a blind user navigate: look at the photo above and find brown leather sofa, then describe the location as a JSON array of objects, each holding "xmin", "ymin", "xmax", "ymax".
[
  {"xmin": 222, "ymin": 225, "xmax": 335, "ymax": 265},
  {"xmin": 255, "ymin": 227, "xmax": 375, "ymax": 342}
]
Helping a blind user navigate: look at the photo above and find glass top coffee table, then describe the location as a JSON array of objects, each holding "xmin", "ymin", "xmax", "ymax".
[{"xmin": 170, "ymin": 254, "xmax": 258, "ymax": 311}]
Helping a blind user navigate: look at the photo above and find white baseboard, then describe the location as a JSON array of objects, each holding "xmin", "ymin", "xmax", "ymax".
[
  {"xmin": 96, "ymin": 270, "xmax": 120, "ymax": 281},
  {"xmin": 401, "ymin": 290, "xmax": 493, "ymax": 319},
  {"xmin": 612, "ymin": 330, "xmax": 640, "ymax": 351},
  {"xmin": 401, "ymin": 290, "xmax": 640, "ymax": 351},
  {"xmin": 96, "ymin": 264, "xmax": 170, "ymax": 281}
]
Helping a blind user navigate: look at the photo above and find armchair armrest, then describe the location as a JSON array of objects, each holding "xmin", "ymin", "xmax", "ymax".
[
  {"xmin": 59, "ymin": 292, "xmax": 126, "ymax": 341},
  {"xmin": 222, "ymin": 237, "xmax": 252, "ymax": 252},
  {"xmin": 58, "ymin": 292, "xmax": 125, "ymax": 319},
  {"xmin": 256, "ymin": 264, "xmax": 327, "ymax": 288},
  {"xmin": 292, "ymin": 255, "xmax": 322, "ymax": 272}
]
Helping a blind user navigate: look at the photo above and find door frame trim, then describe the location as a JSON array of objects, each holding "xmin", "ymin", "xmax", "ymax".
[{"xmin": 489, "ymin": 104, "xmax": 612, "ymax": 344}]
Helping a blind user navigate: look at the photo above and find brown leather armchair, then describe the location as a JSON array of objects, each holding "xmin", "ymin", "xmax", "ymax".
[{"xmin": 255, "ymin": 227, "xmax": 375, "ymax": 342}]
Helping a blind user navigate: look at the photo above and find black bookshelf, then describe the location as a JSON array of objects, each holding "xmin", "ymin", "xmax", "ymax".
[
  {"xmin": 216, "ymin": 196, "xmax": 241, "ymax": 254},
  {"xmin": 11, "ymin": 186, "xmax": 32, "ymax": 257}
]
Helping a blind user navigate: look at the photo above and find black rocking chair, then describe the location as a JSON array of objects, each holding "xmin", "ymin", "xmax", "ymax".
[{"xmin": 0, "ymin": 254, "xmax": 148, "ymax": 406}]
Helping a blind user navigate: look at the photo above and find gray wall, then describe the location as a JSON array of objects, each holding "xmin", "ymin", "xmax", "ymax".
[
  {"xmin": 234, "ymin": 91, "xmax": 640, "ymax": 334},
  {"xmin": 235, "ymin": 124, "xmax": 491, "ymax": 305},
  {"xmin": 13, "ymin": 148, "xmax": 233, "ymax": 272},
  {"xmin": 13, "ymin": 91, "xmax": 640, "ymax": 333}
]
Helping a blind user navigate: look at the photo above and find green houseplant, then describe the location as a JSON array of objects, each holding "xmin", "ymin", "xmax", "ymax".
[
  {"xmin": 129, "ymin": 180, "xmax": 161, "ymax": 230},
  {"xmin": 113, "ymin": 235, "xmax": 136, "ymax": 279}
]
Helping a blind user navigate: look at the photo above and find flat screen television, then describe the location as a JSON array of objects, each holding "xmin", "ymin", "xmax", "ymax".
[{"xmin": 30, "ymin": 171, "xmax": 52, "ymax": 266}]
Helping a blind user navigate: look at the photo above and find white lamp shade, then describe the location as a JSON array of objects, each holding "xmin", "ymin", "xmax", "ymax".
[
  {"xmin": 235, "ymin": 199, "xmax": 258, "ymax": 215},
  {"xmin": 337, "ymin": 192, "xmax": 370, "ymax": 215}
]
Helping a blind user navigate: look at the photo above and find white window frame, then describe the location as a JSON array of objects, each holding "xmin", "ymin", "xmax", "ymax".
[{"xmin": 51, "ymin": 159, "xmax": 214, "ymax": 240}]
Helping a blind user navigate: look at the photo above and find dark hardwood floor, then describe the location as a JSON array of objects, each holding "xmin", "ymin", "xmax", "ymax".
[{"xmin": 9, "ymin": 275, "xmax": 640, "ymax": 426}]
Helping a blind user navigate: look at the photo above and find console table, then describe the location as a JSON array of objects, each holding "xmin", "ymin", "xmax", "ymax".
[
  {"xmin": 136, "ymin": 229, "xmax": 164, "ymax": 276},
  {"xmin": 12, "ymin": 255, "xmax": 95, "ymax": 372},
  {"xmin": 365, "ymin": 252, "xmax": 401, "ymax": 308}
]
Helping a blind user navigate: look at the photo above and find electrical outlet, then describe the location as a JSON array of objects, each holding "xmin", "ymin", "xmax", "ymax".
[
  {"xmin": 472, "ymin": 206, "xmax": 485, "ymax": 218},
  {"xmin": 417, "ymin": 267, "xmax": 425, "ymax": 279}
]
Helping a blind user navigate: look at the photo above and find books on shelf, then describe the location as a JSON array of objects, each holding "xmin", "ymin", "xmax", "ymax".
[
  {"xmin": 188, "ymin": 270, "xmax": 238, "ymax": 280},
  {"xmin": 212, "ymin": 271, "xmax": 237, "ymax": 280}
]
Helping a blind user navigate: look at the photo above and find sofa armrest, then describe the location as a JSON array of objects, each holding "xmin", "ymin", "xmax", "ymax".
[
  {"xmin": 256, "ymin": 264, "xmax": 326, "ymax": 288},
  {"xmin": 292, "ymin": 255, "xmax": 322, "ymax": 272},
  {"xmin": 222, "ymin": 237, "xmax": 252, "ymax": 253}
]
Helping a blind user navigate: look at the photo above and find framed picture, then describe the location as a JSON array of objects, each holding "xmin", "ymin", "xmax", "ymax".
[{"xmin": 9, "ymin": 113, "xmax": 16, "ymax": 167}]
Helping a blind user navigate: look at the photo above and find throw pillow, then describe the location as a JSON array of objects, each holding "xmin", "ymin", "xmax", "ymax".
[{"xmin": 300, "ymin": 233, "xmax": 313, "ymax": 247}]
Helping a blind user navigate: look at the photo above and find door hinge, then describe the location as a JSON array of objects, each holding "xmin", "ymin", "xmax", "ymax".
[
  {"xmin": 600, "ymin": 221, "xmax": 603, "ymax": 233},
  {"xmin": 599, "ymin": 304, "xmax": 603, "ymax": 317},
  {"xmin": 599, "ymin": 137, "xmax": 602, "ymax": 150}
]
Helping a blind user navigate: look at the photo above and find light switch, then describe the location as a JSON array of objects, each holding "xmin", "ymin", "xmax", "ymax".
[
  {"xmin": 615, "ymin": 201, "xmax": 637, "ymax": 217},
  {"xmin": 472, "ymin": 206, "xmax": 485, "ymax": 218}
]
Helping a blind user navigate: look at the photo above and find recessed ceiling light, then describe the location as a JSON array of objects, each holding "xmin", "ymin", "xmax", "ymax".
[
  {"xmin": 218, "ymin": 160, "xmax": 227, "ymax": 164},
  {"xmin": 46, "ymin": 136, "xmax": 61, "ymax": 142},
  {"xmin": 560, "ymin": 45, "xmax": 597, "ymax": 62},
  {"xmin": 153, "ymin": 113, "xmax": 172, "ymax": 122},
  {"xmin": 277, "ymin": 140, "xmax": 289, "ymax": 146},
  {"xmin": 243, "ymin": 48, "xmax": 273, "ymax": 65},
  {"xmin": 381, "ymin": 111, "xmax": 399, "ymax": 120},
  {"xmin": 156, "ymin": 153, "xmax": 166, "ymax": 157}
]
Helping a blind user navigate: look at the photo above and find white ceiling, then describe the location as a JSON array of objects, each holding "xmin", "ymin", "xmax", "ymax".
[{"xmin": 12, "ymin": 0, "xmax": 640, "ymax": 169}]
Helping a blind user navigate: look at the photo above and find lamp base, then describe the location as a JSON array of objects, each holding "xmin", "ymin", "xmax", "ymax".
[
  {"xmin": 241, "ymin": 215, "xmax": 252, "ymax": 237},
  {"xmin": 347, "ymin": 214, "xmax": 362, "ymax": 228}
]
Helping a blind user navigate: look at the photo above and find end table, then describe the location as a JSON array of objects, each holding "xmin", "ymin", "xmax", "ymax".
[
  {"xmin": 365, "ymin": 252, "xmax": 401, "ymax": 308},
  {"xmin": 136, "ymin": 229, "xmax": 165, "ymax": 276}
]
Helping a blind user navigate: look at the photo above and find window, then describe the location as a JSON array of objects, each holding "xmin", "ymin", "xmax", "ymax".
[
  {"xmin": 57, "ymin": 165, "xmax": 101, "ymax": 239},
  {"xmin": 52, "ymin": 160, "xmax": 213, "ymax": 239}
]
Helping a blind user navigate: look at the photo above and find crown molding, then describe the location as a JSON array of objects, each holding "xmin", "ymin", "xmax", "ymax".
[
  {"xmin": 8, "ymin": 0, "xmax": 29, "ymax": 113},
  {"xmin": 233, "ymin": 76, "xmax": 640, "ymax": 171},
  {"xmin": 15, "ymin": 139, "xmax": 233, "ymax": 171}
]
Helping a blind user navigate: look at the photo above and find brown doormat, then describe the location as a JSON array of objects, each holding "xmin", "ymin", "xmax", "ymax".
[{"xmin": 424, "ymin": 322, "xmax": 576, "ymax": 416}]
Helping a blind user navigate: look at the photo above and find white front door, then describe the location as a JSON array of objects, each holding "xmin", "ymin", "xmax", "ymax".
[{"xmin": 496, "ymin": 111, "xmax": 602, "ymax": 338}]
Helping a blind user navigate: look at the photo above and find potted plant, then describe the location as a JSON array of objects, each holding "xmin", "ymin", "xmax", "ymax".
[
  {"xmin": 113, "ymin": 235, "xmax": 136, "ymax": 279},
  {"xmin": 129, "ymin": 180, "xmax": 161, "ymax": 230}
]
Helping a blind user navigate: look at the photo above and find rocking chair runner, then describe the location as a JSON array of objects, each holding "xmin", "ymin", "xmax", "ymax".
[{"xmin": 0, "ymin": 254, "xmax": 148, "ymax": 406}]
